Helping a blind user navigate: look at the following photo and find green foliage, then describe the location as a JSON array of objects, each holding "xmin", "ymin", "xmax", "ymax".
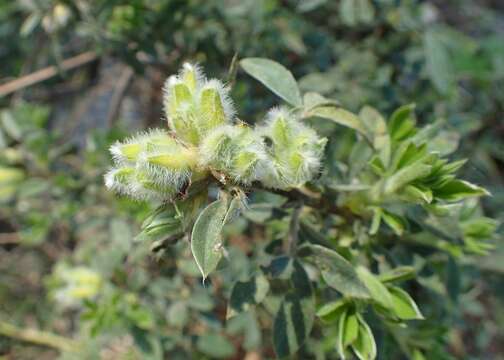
[
  {"xmin": 99, "ymin": 60, "xmax": 493, "ymax": 359},
  {"xmin": 1, "ymin": 1, "xmax": 503, "ymax": 359}
]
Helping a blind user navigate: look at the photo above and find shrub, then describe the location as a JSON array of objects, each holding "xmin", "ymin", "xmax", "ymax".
[{"xmin": 105, "ymin": 59, "xmax": 495, "ymax": 359}]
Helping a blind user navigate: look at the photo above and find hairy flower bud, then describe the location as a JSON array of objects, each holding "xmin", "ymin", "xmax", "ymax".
[
  {"xmin": 106, "ymin": 128, "xmax": 200, "ymax": 201},
  {"xmin": 138, "ymin": 144, "xmax": 198, "ymax": 191},
  {"xmin": 197, "ymin": 79, "xmax": 234, "ymax": 134},
  {"xmin": 257, "ymin": 108, "xmax": 327, "ymax": 189},
  {"xmin": 110, "ymin": 129, "xmax": 177, "ymax": 164},
  {"xmin": 163, "ymin": 63, "xmax": 206, "ymax": 144},
  {"xmin": 198, "ymin": 124, "xmax": 266, "ymax": 184}
]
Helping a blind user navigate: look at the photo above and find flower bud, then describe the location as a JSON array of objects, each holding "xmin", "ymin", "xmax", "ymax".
[
  {"xmin": 197, "ymin": 80, "xmax": 234, "ymax": 134},
  {"xmin": 181, "ymin": 62, "xmax": 203, "ymax": 93},
  {"xmin": 163, "ymin": 63, "xmax": 205, "ymax": 144},
  {"xmin": 257, "ymin": 108, "xmax": 327, "ymax": 189},
  {"xmin": 104, "ymin": 166, "xmax": 136, "ymax": 196},
  {"xmin": 110, "ymin": 129, "xmax": 176, "ymax": 164},
  {"xmin": 163, "ymin": 76, "xmax": 199, "ymax": 144},
  {"xmin": 51, "ymin": 265, "xmax": 103, "ymax": 308}
]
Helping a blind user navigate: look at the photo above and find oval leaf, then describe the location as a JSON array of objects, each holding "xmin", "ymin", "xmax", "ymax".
[
  {"xmin": 228, "ymin": 273, "xmax": 270, "ymax": 318},
  {"xmin": 389, "ymin": 286, "xmax": 424, "ymax": 320},
  {"xmin": 273, "ymin": 260, "xmax": 314, "ymax": 358},
  {"xmin": 301, "ymin": 244, "xmax": 370, "ymax": 299},
  {"xmin": 379, "ymin": 266, "xmax": 416, "ymax": 283},
  {"xmin": 240, "ymin": 58, "xmax": 302, "ymax": 107},
  {"xmin": 306, "ymin": 106, "xmax": 370, "ymax": 141},
  {"xmin": 356, "ymin": 267, "xmax": 394, "ymax": 310},
  {"xmin": 191, "ymin": 198, "xmax": 229, "ymax": 280},
  {"xmin": 352, "ymin": 316, "xmax": 377, "ymax": 360}
]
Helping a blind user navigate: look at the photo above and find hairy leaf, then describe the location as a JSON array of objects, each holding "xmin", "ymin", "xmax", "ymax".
[
  {"xmin": 300, "ymin": 244, "xmax": 370, "ymax": 299},
  {"xmin": 191, "ymin": 198, "xmax": 229, "ymax": 280},
  {"xmin": 240, "ymin": 58, "xmax": 302, "ymax": 107}
]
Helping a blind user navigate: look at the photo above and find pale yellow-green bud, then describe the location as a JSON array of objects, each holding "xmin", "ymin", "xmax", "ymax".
[
  {"xmin": 197, "ymin": 80, "xmax": 234, "ymax": 135},
  {"xmin": 257, "ymin": 107, "xmax": 327, "ymax": 189},
  {"xmin": 163, "ymin": 76, "xmax": 200, "ymax": 144},
  {"xmin": 110, "ymin": 129, "xmax": 176, "ymax": 164},
  {"xmin": 51, "ymin": 265, "xmax": 103, "ymax": 308},
  {"xmin": 181, "ymin": 63, "xmax": 203, "ymax": 93},
  {"xmin": 104, "ymin": 166, "xmax": 135, "ymax": 196}
]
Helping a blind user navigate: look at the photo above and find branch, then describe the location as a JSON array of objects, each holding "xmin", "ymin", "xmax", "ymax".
[
  {"xmin": 0, "ymin": 51, "xmax": 98, "ymax": 97},
  {"xmin": 0, "ymin": 320, "xmax": 81, "ymax": 353},
  {"xmin": 253, "ymin": 183, "xmax": 355, "ymax": 222}
]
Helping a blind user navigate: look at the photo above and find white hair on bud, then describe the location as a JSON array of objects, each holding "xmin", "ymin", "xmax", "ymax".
[
  {"xmin": 198, "ymin": 124, "xmax": 241, "ymax": 168},
  {"xmin": 181, "ymin": 62, "xmax": 205, "ymax": 83},
  {"xmin": 198, "ymin": 79, "xmax": 236, "ymax": 123},
  {"xmin": 109, "ymin": 141, "xmax": 126, "ymax": 164},
  {"xmin": 104, "ymin": 168, "xmax": 135, "ymax": 197},
  {"xmin": 108, "ymin": 129, "xmax": 172, "ymax": 165},
  {"xmin": 229, "ymin": 129, "xmax": 268, "ymax": 184},
  {"xmin": 253, "ymin": 106, "xmax": 327, "ymax": 189}
]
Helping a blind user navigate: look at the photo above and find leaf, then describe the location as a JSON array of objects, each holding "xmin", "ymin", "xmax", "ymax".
[
  {"xmin": 191, "ymin": 198, "xmax": 229, "ymax": 280},
  {"xmin": 359, "ymin": 106, "xmax": 390, "ymax": 167},
  {"xmin": 424, "ymin": 28, "xmax": 455, "ymax": 94},
  {"xmin": 369, "ymin": 207, "xmax": 382, "ymax": 235},
  {"xmin": 356, "ymin": 267, "xmax": 393, "ymax": 310},
  {"xmin": 340, "ymin": 0, "xmax": 375, "ymax": 26},
  {"xmin": 389, "ymin": 286, "xmax": 424, "ymax": 320},
  {"xmin": 273, "ymin": 260, "xmax": 315, "ymax": 358},
  {"xmin": 434, "ymin": 179, "xmax": 490, "ymax": 201},
  {"xmin": 303, "ymin": 92, "xmax": 339, "ymax": 110},
  {"xmin": 381, "ymin": 210, "xmax": 406, "ymax": 236},
  {"xmin": 404, "ymin": 185, "xmax": 433, "ymax": 204},
  {"xmin": 389, "ymin": 104, "xmax": 416, "ymax": 142},
  {"xmin": 196, "ymin": 334, "xmax": 236, "ymax": 359},
  {"xmin": 21, "ymin": 12, "xmax": 41, "ymax": 37},
  {"xmin": 306, "ymin": 105, "xmax": 370, "ymax": 141},
  {"xmin": 379, "ymin": 266, "xmax": 416, "ymax": 283},
  {"xmin": 226, "ymin": 311, "xmax": 262, "ymax": 351},
  {"xmin": 337, "ymin": 309, "xmax": 348, "ymax": 360},
  {"xmin": 262, "ymin": 256, "xmax": 294, "ymax": 280},
  {"xmin": 1, "ymin": 111, "xmax": 22, "ymax": 140},
  {"xmin": 316, "ymin": 299, "xmax": 348, "ymax": 322},
  {"xmin": 300, "ymin": 244, "xmax": 370, "ymax": 299},
  {"xmin": 342, "ymin": 310, "xmax": 359, "ymax": 347},
  {"xmin": 384, "ymin": 163, "xmax": 432, "ymax": 195},
  {"xmin": 228, "ymin": 273, "xmax": 270, "ymax": 318},
  {"xmin": 351, "ymin": 316, "xmax": 377, "ymax": 360},
  {"xmin": 240, "ymin": 58, "xmax": 302, "ymax": 107}
]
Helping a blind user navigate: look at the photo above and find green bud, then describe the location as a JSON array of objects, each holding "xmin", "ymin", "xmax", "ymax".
[
  {"xmin": 180, "ymin": 62, "xmax": 203, "ymax": 93},
  {"xmin": 104, "ymin": 166, "xmax": 135, "ymax": 196},
  {"xmin": 163, "ymin": 76, "xmax": 200, "ymax": 144},
  {"xmin": 110, "ymin": 129, "xmax": 176, "ymax": 164},
  {"xmin": 257, "ymin": 107, "xmax": 327, "ymax": 189},
  {"xmin": 197, "ymin": 80, "xmax": 234, "ymax": 134}
]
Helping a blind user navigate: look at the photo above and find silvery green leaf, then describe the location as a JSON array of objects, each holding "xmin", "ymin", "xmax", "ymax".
[
  {"xmin": 389, "ymin": 286, "xmax": 424, "ymax": 320},
  {"xmin": 240, "ymin": 58, "xmax": 302, "ymax": 107},
  {"xmin": 191, "ymin": 198, "xmax": 229, "ymax": 280},
  {"xmin": 300, "ymin": 244, "xmax": 370, "ymax": 299}
]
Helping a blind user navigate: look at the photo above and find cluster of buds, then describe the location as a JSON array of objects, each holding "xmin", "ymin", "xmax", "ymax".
[{"xmin": 105, "ymin": 63, "xmax": 327, "ymax": 201}]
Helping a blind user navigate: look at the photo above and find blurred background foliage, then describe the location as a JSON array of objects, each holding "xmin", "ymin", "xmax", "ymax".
[{"xmin": 0, "ymin": 0, "xmax": 503, "ymax": 359}]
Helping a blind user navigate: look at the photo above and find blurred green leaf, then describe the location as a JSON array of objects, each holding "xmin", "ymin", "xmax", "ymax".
[{"xmin": 240, "ymin": 57, "xmax": 302, "ymax": 107}]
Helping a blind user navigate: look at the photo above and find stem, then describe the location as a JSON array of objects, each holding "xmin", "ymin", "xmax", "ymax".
[
  {"xmin": 0, "ymin": 320, "xmax": 81, "ymax": 353},
  {"xmin": 253, "ymin": 183, "xmax": 355, "ymax": 222},
  {"xmin": 287, "ymin": 204, "xmax": 302, "ymax": 255}
]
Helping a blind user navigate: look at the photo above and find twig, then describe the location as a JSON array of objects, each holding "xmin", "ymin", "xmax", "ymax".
[
  {"xmin": 0, "ymin": 51, "xmax": 98, "ymax": 97},
  {"xmin": 287, "ymin": 204, "xmax": 302, "ymax": 255},
  {"xmin": 0, "ymin": 233, "xmax": 20, "ymax": 245},
  {"xmin": 0, "ymin": 320, "xmax": 81, "ymax": 353},
  {"xmin": 106, "ymin": 66, "xmax": 135, "ymax": 127},
  {"xmin": 252, "ymin": 183, "xmax": 355, "ymax": 222},
  {"xmin": 226, "ymin": 52, "xmax": 239, "ymax": 88}
]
